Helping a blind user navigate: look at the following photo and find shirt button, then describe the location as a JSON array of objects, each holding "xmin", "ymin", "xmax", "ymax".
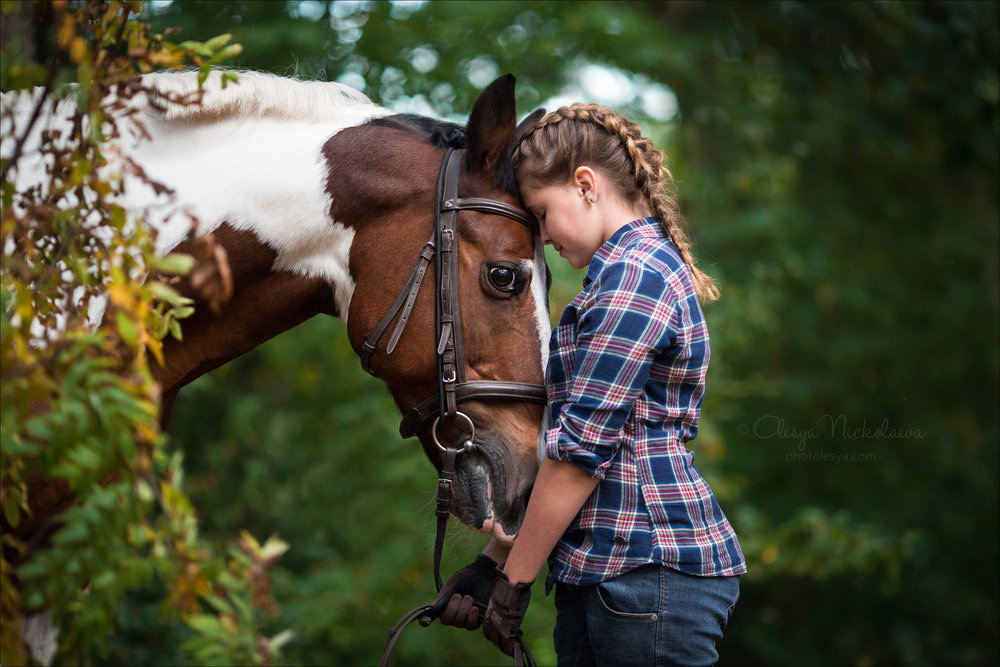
[{"xmin": 614, "ymin": 536, "xmax": 627, "ymax": 546}]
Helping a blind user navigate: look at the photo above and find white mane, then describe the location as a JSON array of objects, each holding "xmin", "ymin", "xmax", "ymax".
[{"xmin": 137, "ymin": 70, "xmax": 377, "ymax": 123}]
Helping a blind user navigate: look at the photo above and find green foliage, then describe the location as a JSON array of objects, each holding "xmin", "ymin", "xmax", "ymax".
[
  {"xmin": 1, "ymin": 1, "xmax": 281, "ymax": 664},
  {"xmin": 159, "ymin": 316, "xmax": 560, "ymax": 666}
]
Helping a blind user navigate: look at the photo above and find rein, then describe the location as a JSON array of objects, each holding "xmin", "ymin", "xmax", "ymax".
[{"xmin": 369, "ymin": 147, "xmax": 543, "ymax": 666}]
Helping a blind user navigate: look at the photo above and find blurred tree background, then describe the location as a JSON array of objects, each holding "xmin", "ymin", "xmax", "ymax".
[{"xmin": 11, "ymin": 1, "xmax": 997, "ymax": 665}]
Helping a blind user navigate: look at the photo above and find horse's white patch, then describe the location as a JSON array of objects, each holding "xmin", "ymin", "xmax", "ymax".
[
  {"xmin": 119, "ymin": 113, "xmax": 384, "ymax": 321},
  {"xmin": 4, "ymin": 72, "xmax": 394, "ymax": 323},
  {"xmin": 528, "ymin": 240, "xmax": 552, "ymax": 459}
]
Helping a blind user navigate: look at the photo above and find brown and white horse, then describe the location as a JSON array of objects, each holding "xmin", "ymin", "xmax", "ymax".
[{"xmin": 6, "ymin": 71, "xmax": 550, "ymax": 548}]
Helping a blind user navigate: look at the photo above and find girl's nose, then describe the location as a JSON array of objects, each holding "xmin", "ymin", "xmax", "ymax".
[{"xmin": 539, "ymin": 224, "xmax": 552, "ymax": 245}]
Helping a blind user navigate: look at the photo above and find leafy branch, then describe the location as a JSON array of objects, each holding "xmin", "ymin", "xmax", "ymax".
[{"xmin": 1, "ymin": 2, "xmax": 285, "ymax": 664}]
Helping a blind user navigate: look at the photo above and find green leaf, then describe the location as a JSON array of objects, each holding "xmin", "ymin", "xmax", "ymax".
[
  {"xmin": 184, "ymin": 613, "xmax": 224, "ymax": 639},
  {"xmin": 178, "ymin": 40, "xmax": 213, "ymax": 58},
  {"xmin": 201, "ymin": 593, "xmax": 233, "ymax": 615},
  {"xmin": 66, "ymin": 445, "xmax": 103, "ymax": 472},
  {"xmin": 260, "ymin": 535, "xmax": 289, "ymax": 561},
  {"xmin": 268, "ymin": 629, "xmax": 295, "ymax": 653},
  {"xmin": 116, "ymin": 311, "xmax": 139, "ymax": 347},
  {"xmin": 3, "ymin": 495, "xmax": 22, "ymax": 527},
  {"xmin": 153, "ymin": 253, "xmax": 194, "ymax": 275},
  {"xmin": 208, "ymin": 44, "xmax": 243, "ymax": 65},
  {"xmin": 25, "ymin": 417, "xmax": 55, "ymax": 442},
  {"xmin": 52, "ymin": 520, "xmax": 89, "ymax": 546},
  {"xmin": 168, "ymin": 317, "xmax": 183, "ymax": 341},
  {"xmin": 202, "ymin": 34, "xmax": 232, "ymax": 51},
  {"xmin": 170, "ymin": 305, "xmax": 195, "ymax": 319},
  {"xmin": 147, "ymin": 282, "xmax": 194, "ymax": 306}
]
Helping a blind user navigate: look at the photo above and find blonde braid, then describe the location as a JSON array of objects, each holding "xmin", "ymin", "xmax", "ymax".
[{"xmin": 515, "ymin": 104, "xmax": 719, "ymax": 302}]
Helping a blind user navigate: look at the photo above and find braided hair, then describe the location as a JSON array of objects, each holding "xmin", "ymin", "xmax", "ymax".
[{"xmin": 513, "ymin": 103, "xmax": 719, "ymax": 302}]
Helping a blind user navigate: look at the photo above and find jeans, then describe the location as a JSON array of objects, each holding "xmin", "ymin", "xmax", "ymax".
[{"xmin": 552, "ymin": 565, "xmax": 740, "ymax": 667}]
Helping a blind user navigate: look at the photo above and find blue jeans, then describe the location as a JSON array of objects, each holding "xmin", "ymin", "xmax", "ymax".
[{"xmin": 552, "ymin": 565, "xmax": 740, "ymax": 667}]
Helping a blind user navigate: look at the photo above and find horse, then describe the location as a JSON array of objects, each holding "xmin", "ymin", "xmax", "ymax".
[{"xmin": 3, "ymin": 71, "xmax": 551, "ymax": 624}]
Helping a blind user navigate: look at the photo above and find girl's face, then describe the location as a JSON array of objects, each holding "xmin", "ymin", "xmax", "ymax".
[{"xmin": 520, "ymin": 181, "xmax": 605, "ymax": 269}]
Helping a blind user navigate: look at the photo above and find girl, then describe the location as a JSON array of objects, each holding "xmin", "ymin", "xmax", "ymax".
[{"xmin": 437, "ymin": 104, "xmax": 745, "ymax": 666}]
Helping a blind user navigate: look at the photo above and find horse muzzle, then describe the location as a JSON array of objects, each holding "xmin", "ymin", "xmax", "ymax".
[{"xmin": 451, "ymin": 438, "xmax": 535, "ymax": 543}]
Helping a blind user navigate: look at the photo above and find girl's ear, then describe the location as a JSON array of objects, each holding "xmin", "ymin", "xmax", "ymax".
[{"xmin": 573, "ymin": 166, "xmax": 598, "ymax": 199}]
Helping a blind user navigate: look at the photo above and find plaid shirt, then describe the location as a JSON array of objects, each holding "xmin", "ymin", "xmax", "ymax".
[{"xmin": 545, "ymin": 218, "xmax": 746, "ymax": 585}]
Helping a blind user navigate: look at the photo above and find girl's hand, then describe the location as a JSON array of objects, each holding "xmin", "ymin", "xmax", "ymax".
[
  {"xmin": 482, "ymin": 566, "xmax": 533, "ymax": 655},
  {"xmin": 430, "ymin": 554, "xmax": 499, "ymax": 630}
]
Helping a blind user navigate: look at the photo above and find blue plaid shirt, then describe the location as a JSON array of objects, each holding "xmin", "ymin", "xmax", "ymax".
[{"xmin": 545, "ymin": 218, "xmax": 746, "ymax": 585}]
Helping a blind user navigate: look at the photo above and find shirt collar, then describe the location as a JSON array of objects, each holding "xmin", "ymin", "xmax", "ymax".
[{"xmin": 583, "ymin": 217, "xmax": 663, "ymax": 287}]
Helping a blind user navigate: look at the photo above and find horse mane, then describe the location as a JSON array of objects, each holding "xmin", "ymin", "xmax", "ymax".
[
  {"xmin": 367, "ymin": 114, "xmax": 519, "ymax": 194},
  {"xmin": 138, "ymin": 70, "xmax": 377, "ymax": 122},
  {"xmin": 367, "ymin": 114, "xmax": 465, "ymax": 149}
]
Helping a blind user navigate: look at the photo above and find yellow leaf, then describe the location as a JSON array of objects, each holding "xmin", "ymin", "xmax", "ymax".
[
  {"xmin": 69, "ymin": 37, "xmax": 88, "ymax": 65},
  {"xmin": 146, "ymin": 336, "xmax": 164, "ymax": 367},
  {"xmin": 107, "ymin": 283, "xmax": 132, "ymax": 308},
  {"xmin": 56, "ymin": 15, "xmax": 75, "ymax": 49}
]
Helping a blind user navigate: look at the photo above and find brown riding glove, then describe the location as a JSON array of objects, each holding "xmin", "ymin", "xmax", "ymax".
[
  {"xmin": 430, "ymin": 554, "xmax": 499, "ymax": 630},
  {"xmin": 482, "ymin": 565, "xmax": 533, "ymax": 656}
]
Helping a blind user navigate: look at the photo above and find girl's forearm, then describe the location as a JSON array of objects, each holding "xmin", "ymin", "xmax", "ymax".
[{"xmin": 502, "ymin": 457, "xmax": 600, "ymax": 585}]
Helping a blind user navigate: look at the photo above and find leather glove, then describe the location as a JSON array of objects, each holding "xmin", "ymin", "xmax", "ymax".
[
  {"xmin": 428, "ymin": 554, "xmax": 499, "ymax": 630},
  {"xmin": 482, "ymin": 565, "xmax": 533, "ymax": 656}
]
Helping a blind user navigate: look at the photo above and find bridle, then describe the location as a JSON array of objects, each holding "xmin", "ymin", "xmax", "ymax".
[
  {"xmin": 360, "ymin": 145, "xmax": 547, "ymax": 555},
  {"xmin": 370, "ymin": 147, "xmax": 544, "ymax": 666},
  {"xmin": 360, "ymin": 146, "xmax": 547, "ymax": 450}
]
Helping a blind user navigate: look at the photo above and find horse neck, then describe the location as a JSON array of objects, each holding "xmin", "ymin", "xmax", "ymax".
[
  {"xmin": 153, "ymin": 223, "xmax": 338, "ymax": 422},
  {"xmin": 130, "ymin": 111, "xmax": 383, "ymax": 419}
]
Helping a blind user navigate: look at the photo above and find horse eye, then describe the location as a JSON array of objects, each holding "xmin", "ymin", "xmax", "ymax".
[{"xmin": 487, "ymin": 265, "xmax": 519, "ymax": 293}]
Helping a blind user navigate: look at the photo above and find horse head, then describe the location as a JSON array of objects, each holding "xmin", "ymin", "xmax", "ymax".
[{"xmin": 326, "ymin": 76, "xmax": 550, "ymax": 542}]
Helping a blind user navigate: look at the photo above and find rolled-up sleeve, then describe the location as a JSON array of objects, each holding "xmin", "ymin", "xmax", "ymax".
[{"xmin": 545, "ymin": 259, "xmax": 675, "ymax": 478}]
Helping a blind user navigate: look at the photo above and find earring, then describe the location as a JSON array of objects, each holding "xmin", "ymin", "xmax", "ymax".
[{"xmin": 586, "ymin": 194, "xmax": 597, "ymax": 204}]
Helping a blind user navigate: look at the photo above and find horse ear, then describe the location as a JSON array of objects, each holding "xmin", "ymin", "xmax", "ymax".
[
  {"xmin": 515, "ymin": 108, "xmax": 546, "ymax": 145},
  {"xmin": 465, "ymin": 74, "xmax": 517, "ymax": 175}
]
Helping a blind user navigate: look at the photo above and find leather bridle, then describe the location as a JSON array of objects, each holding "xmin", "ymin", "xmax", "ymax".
[
  {"xmin": 362, "ymin": 146, "xmax": 546, "ymax": 581},
  {"xmin": 370, "ymin": 147, "xmax": 544, "ymax": 667},
  {"xmin": 361, "ymin": 147, "xmax": 547, "ymax": 445}
]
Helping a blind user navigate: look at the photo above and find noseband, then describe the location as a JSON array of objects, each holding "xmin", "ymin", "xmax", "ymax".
[{"xmin": 361, "ymin": 147, "xmax": 546, "ymax": 588}]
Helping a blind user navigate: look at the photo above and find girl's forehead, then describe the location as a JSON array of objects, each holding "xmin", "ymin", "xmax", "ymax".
[{"xmin": 520, "ymin": 182, "xmax": 560, "ymax": 206}]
